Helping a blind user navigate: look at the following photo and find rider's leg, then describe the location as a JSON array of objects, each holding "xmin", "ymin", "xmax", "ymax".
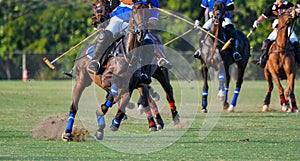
[
  {"xmin": 88, "ymin": 30, "xmax": 114, "ymax": 73},
  {"xmin": 151, "ymin": 34, "xmax": 172, "ymax": 68},
  {"xmin": 289, "ymin": 28, "xmax": 300, "ymax": 67},
  {"xmin": 194, "ymin": 29, "xmax": 208, "ymax": 59},
  {"xmin": 252, "ymin": 39, "xmax": 271, "ymax": 68},
  {"xmin": 225, "ymin": 24, "xmax": 242, "ymax": 61},
  {"xmin": 89, "ymin": 16, "xmax": 128, "ymax": 74},
  {"xmin": 292, "ymin": 41, "xmax": 300, "ymax": 67},
  {"xmin": 194, "ymin": 19, "xmax": 211, "ymax": 59}
]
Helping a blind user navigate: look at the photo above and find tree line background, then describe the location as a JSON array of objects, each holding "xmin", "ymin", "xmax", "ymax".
[{"xmin": 0, "ymin": 0, "xmax": 299, "ymax": 80}]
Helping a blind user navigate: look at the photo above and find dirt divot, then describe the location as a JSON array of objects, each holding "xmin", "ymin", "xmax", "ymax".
[{"xmin": 32, "ymin": 114, "xmax": 89, "ymax": 141}]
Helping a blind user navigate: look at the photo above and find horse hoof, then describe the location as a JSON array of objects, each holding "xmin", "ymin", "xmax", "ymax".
[
  {"xmin": 94, "ymin": 131, "xmax": 104, "ymax": 141},
  {"xmin": 157, "ymin": 124, "xmax": 164, "ymax": 130},
  {"xmin": 62, "ymin": 132, "xmax": 73, "ymax": 142},
  {"xmin": 172, "ymin": 113, "xmax": 180, "ymax": 126},
  {"xmin": 223, "ymin": 102, "xmax": 229, "ymax": 110},
  {"xmin": 110, "ymin": 124, "xmax": 119, "ymax": 131},
  {"xmin": 201, "ymin": 108, "xmax": 208, "ymax": 113},
  {"xmin": 127, "ymin": 102, "xmax": 135, "ymax": 109},
  {"xmin": 227, "ymin": 105, "xmax": 234, "ymax": 112},
  {"xmin": 151, "ymin": 92, "xmax": 160, "ymax": 102},
  {"xmin": 217, "ymin": 90, "xmax": 224, "ymax": 101},
  {"xmin": 137, "ymin": 104, "xmax": 146, "ymax": 115},
  {"xmin": 282, "ymin": 105, "xmax": 288, "ymax": 112},
  {"xmin": 94, "ymin": 125, "xmax": 105, "ymax": 141},
  {"xmin": 122, "ymin": 114, "xmax": 128, "ymax": 121},
  {"xmin": 149, "ymin": 126, "xmax": 158, "ymax": 131},
  {"xmin": 262, "ymin": 105, "xmax": 269, "ymax": 112}
]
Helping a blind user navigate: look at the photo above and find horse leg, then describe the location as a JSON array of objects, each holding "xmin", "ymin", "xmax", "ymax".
[
  {"xmin": 262, "ymin": 70, "xmax": 273, "ymax": 112},
  {"xmin": 270, "ymin": 72, "xmax": 288, "ymax": 112},
  {"xmin": 63, "ymin": 78, "xmax": 92, "ymax": 142},
  {"xmin": 286, "ymin": 73, "xmax": 298, "ymax": 113},
  {"xmin": 94, "ymin": 85, "xmax": 119, "ymax": 140},
  {"xmin": 148, "ymin": 91, "xmax": 164, "ymax": 130},
  {"xmin": 152, "ymin": 67, "xmax": 180, "ymax": 126},
  {"xmin": 200, "ymin": 64, "xmax": 209, "ymax": 113},
  {"xmin": 109, "ymin": 91, "xmax": 130, "ymax": 131},
  {"xmin": 139, "ymin": 86, "xmax": 158, "ymax": 131},
  {"xmin": 217, "ymin": 73, "xmax": 225, "ymax": 101},
  {"xmin": 136, "ymin": 86, "xmax": 163, "ymax": 129},
  {"xmin": 222, "ymin": 66, "xmax": 230, "ymax": 111}
]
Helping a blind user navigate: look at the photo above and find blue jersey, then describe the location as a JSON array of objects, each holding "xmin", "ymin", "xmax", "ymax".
[
  {"xmin": 149, "ymin": 0, "xmax": 160, "ymax": 19},
  {"xmin": 200, "ymin": 0, "xmax": 234, "ymax": 18},
  {"xmin": 110, "ymin": 4, "xmax": 132, "ymax": 22},
  {"xmin": 110, "ymin": 0, "xmax": 160, "ymax": 21}
]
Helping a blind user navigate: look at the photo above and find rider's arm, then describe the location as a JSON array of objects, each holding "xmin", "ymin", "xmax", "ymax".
[
  {"xmin": 196, "ymin": 6, "xmax": 206, "ymax": 21},
  {"xmin": 252, "ymin": 4, "xmax": 272, "ymax": 29},
  {"xmin": 226, "ymin": 4, "xmax": 234, "ymax": 11}
]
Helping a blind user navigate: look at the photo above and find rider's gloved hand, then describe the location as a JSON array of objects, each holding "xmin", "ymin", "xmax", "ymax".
[
  {"xmin": 193, "ymin": 50, "xmax": 201, "ymax": 59},
  {"xmin": 252, "ymin": 20, "xmax": 260, "ymax": 29},
  {"xmin": 194, "ymin": 20, "xmax": 200, "ymax": 28}
]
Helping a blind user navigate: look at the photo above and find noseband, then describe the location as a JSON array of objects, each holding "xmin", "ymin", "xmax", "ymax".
[{"xmin": 131, "ymin": 2, "xmax": 150, "ymax": 37}]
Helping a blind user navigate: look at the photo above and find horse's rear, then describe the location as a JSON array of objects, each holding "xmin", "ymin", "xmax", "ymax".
[{"xmin": 262, "ymin": 7, "xmax": 299, "ymax": 112}]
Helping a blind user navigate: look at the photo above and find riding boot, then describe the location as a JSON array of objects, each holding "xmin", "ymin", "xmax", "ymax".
[
  {"xmin": 194, "ymin": 29, "xmax": 207, "ymax": 59},
  {"xmin": 88, "ymin": 30, "xmax": 114, "ymax": 74},
  {"xmin": 226, "ymin": 24, "xmax": 242, "ymax": 61},
  {"xmin": 252, "ymin": 39, "xmax": 271, "ymax": 68},
  {"xmin": 145, "ymin": 33, "xmax": 172, "ymax": 69},
  {"xmin": 293, "ymin": 41, "xmax": 300, "ymax": 67}
]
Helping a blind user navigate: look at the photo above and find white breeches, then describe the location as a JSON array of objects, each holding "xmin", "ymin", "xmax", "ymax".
[
  {"xmin": 268, "ymin": 27, "xmax": 298, "ymax": 43},
  {"xmin": 202, "ymin": 17, "xmax": 232, "ymax": 30},
  {"xmin": 106, "ymin": 16, "xmax": 129, "ymax": 36}
]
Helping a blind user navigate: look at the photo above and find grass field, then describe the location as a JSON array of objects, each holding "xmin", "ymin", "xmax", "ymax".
[{"xmin": 1, "ymin": 80, "xmax": 300, "ymax": 160}]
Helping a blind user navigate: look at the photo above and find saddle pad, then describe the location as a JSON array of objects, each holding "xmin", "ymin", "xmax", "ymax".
[{"xmin": 86, "ymin": 44, "xmax": 95, "ymax": 59}]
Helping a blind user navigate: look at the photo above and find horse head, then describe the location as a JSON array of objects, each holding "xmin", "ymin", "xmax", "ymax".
[
  {"xmin": 212, "ymin": 2, "xmax": 226, "ymax": 25},
  {"xmin": 92, "ymin": 0, "xmax": 110, "ymax": 29},
  {"xmin": 274, "ymin": 7, "xmax": 299, "ymax": 29},
  {"xmin": 130, "ymin": 1, "xmax": 151, "ymax": 43}
]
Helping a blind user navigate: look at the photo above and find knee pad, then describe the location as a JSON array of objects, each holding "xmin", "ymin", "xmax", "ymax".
[{"xmin": 98, "ymin": 30, "xmax": 113, "ymax": 42}]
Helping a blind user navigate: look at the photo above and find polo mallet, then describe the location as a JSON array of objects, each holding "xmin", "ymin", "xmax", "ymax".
[
  {"xmin": 157, "ymin": 8, "xmax": 225, "ymax": 44},
  {"xmin": 164, "ymin": 28, "xmax": 194, "ymax": 46},
  {"xmin": 247, "ymin": 27, "xmax": 256, "ymax": 38},
  {"xmin": 43, "ymin": 28, "xmax": 103, "ymax": 70},
  {"xmin": 221, "ymin": 27, "xmax": 256, "ymax": 51}
]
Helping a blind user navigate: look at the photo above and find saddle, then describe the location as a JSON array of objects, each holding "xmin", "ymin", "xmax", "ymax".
[{"xmin": 96, "ymin": 35, "xmax": 125, "ymax": 75}]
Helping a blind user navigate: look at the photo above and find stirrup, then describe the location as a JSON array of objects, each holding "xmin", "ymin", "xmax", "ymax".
[
  {"xmin": 233, "ymin": 52, "xmax": 242, "ymax": 61},
  {"xmin": 193, "ymin": 49, "xmax": 201, "ymax": 59},
  {"xmin": 87, "ymin": 60, "xmax": 100, "ymax": 74},
  {"xmin": 158, "ymin": 58, "xmax": 172, "ymax": 69},
  {"xmin": 251, "ymin": 60, "xmax": 261, "ymax": 66}
]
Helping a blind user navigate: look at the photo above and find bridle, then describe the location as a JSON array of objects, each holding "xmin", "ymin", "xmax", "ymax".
[
  {"xmin": 271, "ymin": 8, "xmax": 297, "ymax": 52},
  {"xmin": 131, "ymin": 1, "xmax": 150, "ymax": 43}
]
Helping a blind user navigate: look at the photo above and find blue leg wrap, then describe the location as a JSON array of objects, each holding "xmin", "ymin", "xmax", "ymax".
[
  {"xmin": 65, "ymin": 113, "xmax": 75, "ymax": 132},
  {"xmin": 231, "ymin": 88, "xmax": 240, "ymax": 106},
  {"xmin": 105, "ymin": 85, "xmax": 118, "ymax": 107},
  {"xmin": 224, "ymin": 86, "xmax": 229, "ymax": 103},
  {"xmin": 96, "ymin": 115, "xmax": 105, "ymax": 127},
  {"xmin": 218, "ymin": 73, "xmax": 225, "ymax": 90},
  {"xmin": 110, "ymin": 85, "xmax": 118, "ymax": 96},
  {"xmin": 105, "ymin": 100, "xmax": 113, "ymax": 107},
  {"xmin": 202, "ymin": 90, "xmax": 208, "ymax": 107},
  {"xmin": 111, "ymin": 117, "xmax": 121, "ymax": 128}
]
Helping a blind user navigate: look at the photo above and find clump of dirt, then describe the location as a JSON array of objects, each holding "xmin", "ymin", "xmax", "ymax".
[{"xmin": 32, "ymin": 114, "xmax": 89, "ymax": 142}]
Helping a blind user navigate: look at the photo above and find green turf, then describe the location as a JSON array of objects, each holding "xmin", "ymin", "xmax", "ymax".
[{"xmin": 0, "ymin": 80, "xmax": 300, "ymax": 160}]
